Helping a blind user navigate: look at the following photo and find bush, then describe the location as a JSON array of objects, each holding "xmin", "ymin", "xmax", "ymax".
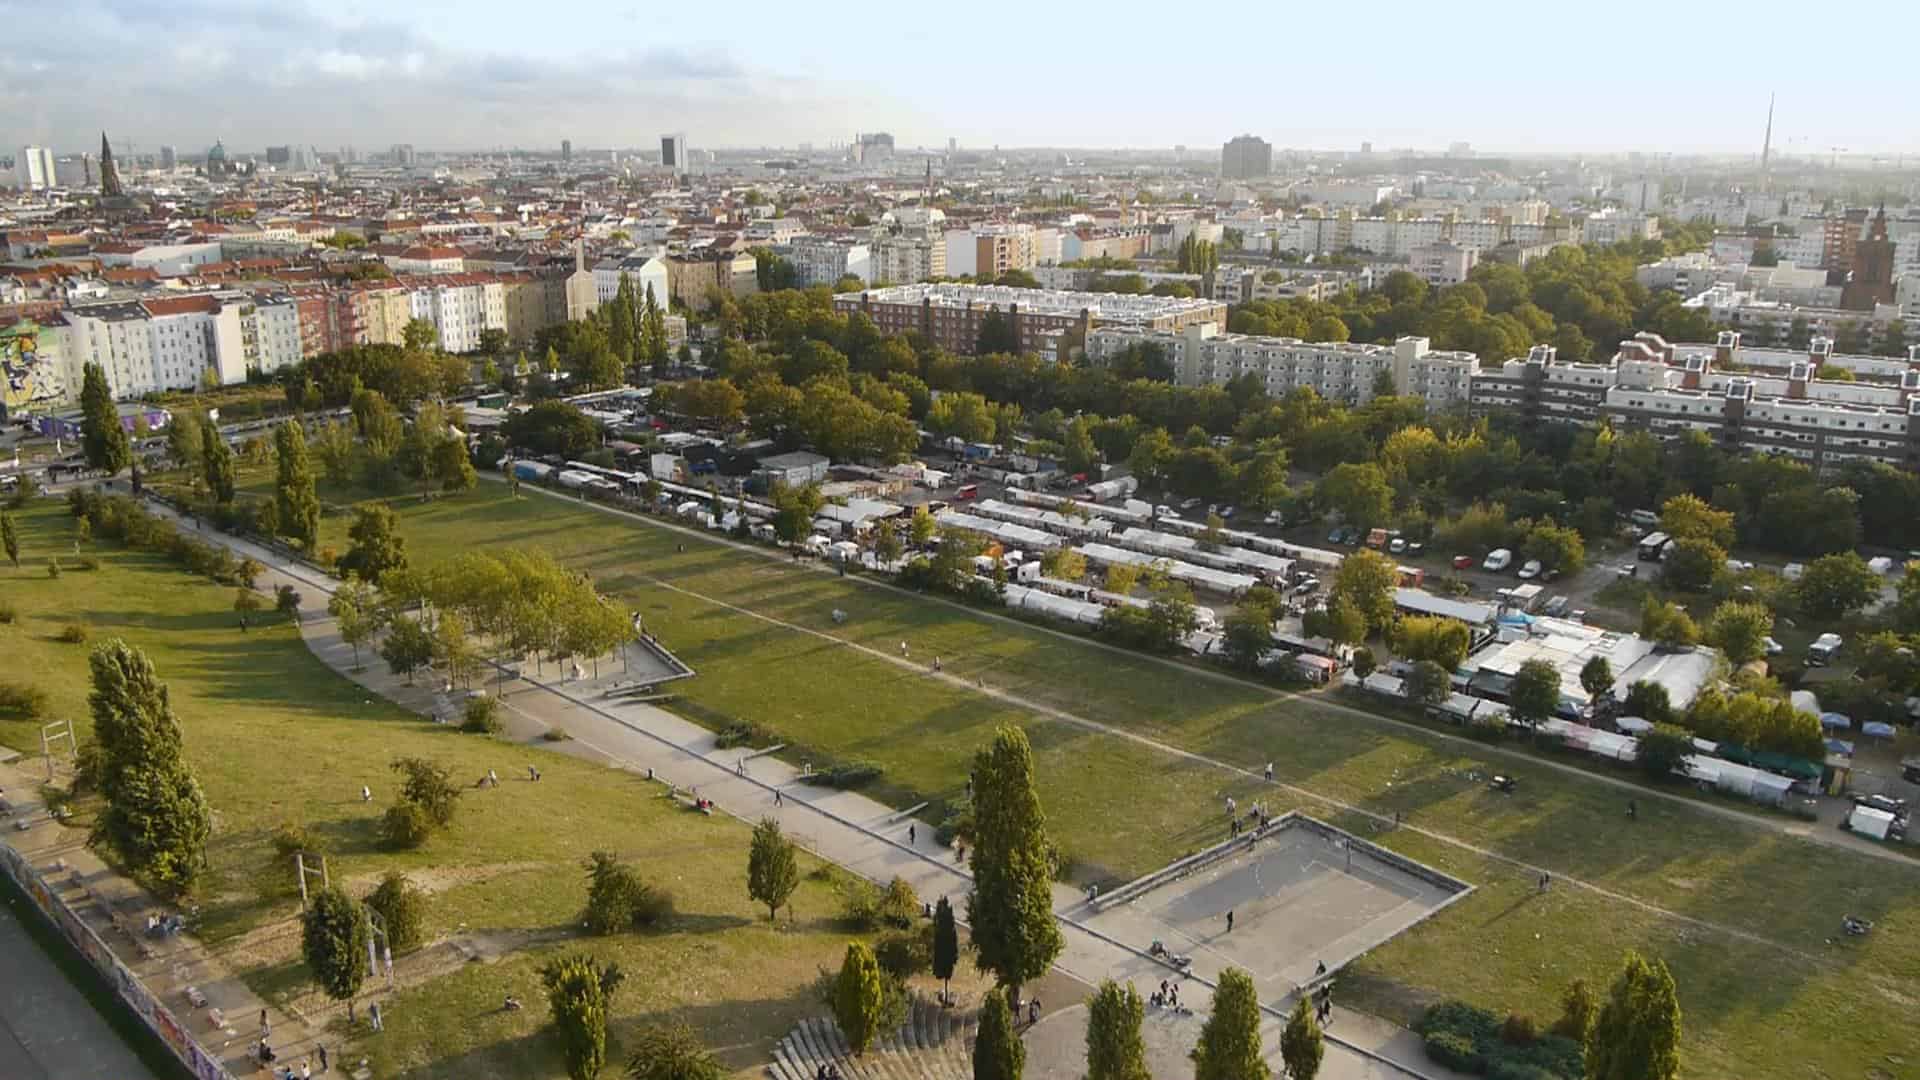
[
  {"xmin": 270, "ymin": 820, "xmax": 325, "ymax": 857},
  {"xmin": 877, "ymin": 876, "xmax": 918, "ymax": 929},
  {"xmin": 0, "ymin": 600, "xmax": 14, "ymax": 623},
  {"xmin": 631, "ymin": 884, "xmax": 675, "ymax": 928},
  {"xmin": 1500, "ymin": 1013, "xmax": 1538, "ymax": 1046},
  {"xmin": 542, "ymin": 727, "xmax": 572, "ymax": 741},
  {"xmin": 935, "ymin": 806, "xmax": 974, "ymax": 848},
  {"xmin": 874, "ymin": 926, "xmax": 933, "ymax": 980},
  {"xmin": 380, "ymin": 801, "xmax": 434, "ymax": 849},
  {"xmin": 74, "ymin": 556, "xmax": 100, "ymax": 571},
  {"xmin": 56, "ymin": 623, "xmax": 88, "ymax": 643},
  {"xmin": 1423, "ymin": 1032, "xmax": 1480, "ymax": 1072},
  {"xmin": 837, "ymin": 877, "xmax": 884, "ymax": 931},
  {"xmin": 816, "ymin": 761, "xmax": 883, "ymax": 789},
  {"xmin": 714, "ymin": 721, "xmax": 778, "ymax": 749},
  {"xmin": 0, "ymin": 680, "xmax": 48, "ymax": 718},
  {"xmin": 461, "ymin": 696, "xmax": 501, "ymax": 734},
  {"xmin": 366, "ymin": 871, "xmax": 428, "ymax": 954}
]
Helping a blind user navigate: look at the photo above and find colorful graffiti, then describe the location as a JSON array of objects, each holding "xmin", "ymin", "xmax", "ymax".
[{"xmin": 1, "ymin": 320, "xmax": 65, "ymax": 414}]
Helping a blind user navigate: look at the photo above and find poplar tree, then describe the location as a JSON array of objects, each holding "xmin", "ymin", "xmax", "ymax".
[
  {"xmin": 1192, "ymin": 968, "xmax": 1268, "ymax": 1080},
  {"xmin": 300, "ymin": 885, "xmax": 370, "ymax": 1006},
  {"xmin": 542, "ymin": 952, "xmax": 625, "ymax": 1080},
  {"xmin": 832, "ymin": 942, "xmax": 886, "ymax": 1054},
  {"xmin": 87, "ymin": 640, "xmax": 212, "ymax": 897},
  {"xmin": 202, "ymin": 428, "xmax": 236, "ymax": 504},
  {"xmin": 79, "ymin": 362, "xmax": 131, "ymax": 474},
  {"xmin": 966, "ymin": 725, "xmax": 1062, "ymax": 1005},
  {"xmin": 1585, "ymin": 950, "xmax": 1682, "ymax": 1080},
  {"xmin": 746, "ymin": 817, "xmax": 800, "ymax": 922},
  {"xmin": 1084, "ymin": 979, "xmax": 1149, "ymax": 1080},
  {"xmin": 274, "ymin": 419, "xmax": 321, "ymax": 548},
  {"xmin": 973, "ymin": 987, "xmax": 1025, "ymax": 1080},
  {"xmin": 1279, "ymin": 997, "xmax": 1324, "ymax": 1080}
]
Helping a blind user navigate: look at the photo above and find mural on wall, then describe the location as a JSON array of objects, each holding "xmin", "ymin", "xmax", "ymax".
[{"xmin": 1, "ymin": 320, "xmax": 65, "ymax": 413}]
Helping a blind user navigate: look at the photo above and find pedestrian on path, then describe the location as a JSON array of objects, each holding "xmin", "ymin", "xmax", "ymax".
[
  {"xmin": 1226, "ymin": 910, "xmax": 1234, "ymax": 932},
  {"xmin": 899, "ymin": 640, "xmax": 909, "ymax": 658},
  {"xmin": 301, "ymin": 1058, "xmax": 312, "ymax": 1079},
  {"xmin": 318, "ymin": 1046, "xmax": 328, "ymax": 1073},
  {"xmin": 774, "ymin": 789, "xmax": 783, "ymax": 807},
  {"xmin": 369, "ymin": 1003, "xmax": 383, "ymax": 1033},
  {"xmin": 1225, "ymin": 795, "xmax": 1236, "ymax": 816},
  {"xmin": 1264, "ymin": 762, "xmax": 1274, "ymax": 781},
  {"xmin": 908, "ymin": 824, "xmax": 917, "ymax": 845},
  {"xmin": 361, "ymin": 785, "xmax": 372, "ymax": 802},
  {"xmin": 260, "ymin": 1009, "xmax": 269, "ymax": 1039}
]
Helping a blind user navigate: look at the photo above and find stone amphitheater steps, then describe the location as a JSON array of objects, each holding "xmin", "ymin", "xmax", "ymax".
[{"xmin": 769, "ymin": 997, "xmax": 978, "ymax": 1080}]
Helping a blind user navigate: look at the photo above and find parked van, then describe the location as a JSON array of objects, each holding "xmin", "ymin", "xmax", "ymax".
[
  {"xmin": 1629, "ymin": 509, "xmax": 1660, "ymax": 528},
  {"xmin": 1483, "ymin": 548, "xmax": 1514, "ymax": 572},
  {"xmin": 1808, "ymin": 633, "xmax": 1844, "ymax": 667},
  {"xmin": 1637, "ymin": 532, "xmax": 1671, "ymax": 561}
]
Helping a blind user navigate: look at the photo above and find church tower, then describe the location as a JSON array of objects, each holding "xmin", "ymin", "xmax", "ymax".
[
  {"xmin": 1841, "ymin": 205, "xmax": 1896, "ymax": 311},
  {"xmin": 99, "ymin": 132, "xmax": 125, "ymax": 198}
]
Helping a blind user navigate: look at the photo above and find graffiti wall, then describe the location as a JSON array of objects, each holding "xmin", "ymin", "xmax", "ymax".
[
  {"xmin": 0, "ymin": 841, "xmax": 235, "ymax": 1080},
  {"xmin": 1, "ymin": 320, "xmax": 66, "ymax": 414}
]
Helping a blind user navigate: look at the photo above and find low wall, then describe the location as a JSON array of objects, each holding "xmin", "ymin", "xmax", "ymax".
[{"xmin": 0, "ymin": 841, "xmax": 235, "ymax": 1080}]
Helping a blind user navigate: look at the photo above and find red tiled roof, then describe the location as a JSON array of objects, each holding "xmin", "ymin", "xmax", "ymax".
[{"xmin": 142, "ymin": 295, "xmax": 220, "ymax": 317}]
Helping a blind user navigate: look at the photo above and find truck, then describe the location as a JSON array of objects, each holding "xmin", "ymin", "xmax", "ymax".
[
  {"xmin": 1483, "ymin": 548, "xmax": 1513, "ymax": 572},
  {"xmin": 1084, "ymin": 476, "xmax": 1138, "ymax": 503}
]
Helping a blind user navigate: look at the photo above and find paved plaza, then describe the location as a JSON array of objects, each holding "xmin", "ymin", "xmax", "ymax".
[{"xmin": 1081, "ymin": 818, "xmax": 1468, "ymax": 1000}]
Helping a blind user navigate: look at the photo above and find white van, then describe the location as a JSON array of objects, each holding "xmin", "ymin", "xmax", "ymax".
[
  {"xmin": 1808, "ymin": 633, "xmax": 1843, "ymax": 667},
  {"xmin": 1629, "ymin": 509, "xmax": 1660, "ymax": 528},
  {"xmin": 1483, "ymin": 548, "xmax": 1514, "ymax": 572}
]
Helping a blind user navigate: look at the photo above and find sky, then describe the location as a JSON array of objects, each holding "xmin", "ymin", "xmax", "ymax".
[{"xmin": 4, "ymin": 0, "xmax": 1918, "ymax": 159}]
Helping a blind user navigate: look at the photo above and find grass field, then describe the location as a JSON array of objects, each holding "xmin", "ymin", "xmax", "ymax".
[
  {"xmin": 0, "ymin": 499, "xmax": 959, "ymax": 1078},
  {"xmin": 198, "ymin": 474, "xmax": 1920, "ymax": 1080}
]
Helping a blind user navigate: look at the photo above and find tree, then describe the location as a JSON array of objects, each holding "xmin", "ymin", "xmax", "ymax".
[
  {"xmin": 639, "ymin": 284, "xmax": 671, "ymax": 375},
  {"xmin": 1404, "ymin": 660, "xmax": 1451, "ymax": 708},
  {"xmin": 747, "ymin": 817, "xmax": 800, "ymax": 922},
  {"xmin": 234, "ymin": 586, "xmax": 263, "ymax": 618},
  {"xmin": 1552, "ymin": 978, "xmax": 1597, "ymax": 1041},
  {"xmin": 1084, "ymin": 980, "xmax": 1148, "ymax": 1080},
  {"xmin": 1, "ymin": 511, "xmax": 17, "ymax": 567},
  {"xmin": 1302, "ymin": 595, "xmax": 1367, "ymax": 648},
  {"xmin": 366, "ymin": 871, "xmax": 427, "ymax": 953},
  {"xmin": 833, "ymin": 942, "xmax": 887, "ymax": 1055},
  {"xmin": 976, "ymin": 311, "xmax": 1019, "ymax": 355},
  {"xmin": 932, "ymin": 897, "xmax": 959, "ymax": 1003},
  {"xmin": 1192, "ymin": 968, "xmax": 1267, "ymax": 1080},
  {"xmin": 504, "ymin": 401, "xmax": 601, "ymax": 458},
  {"xmin": 583, "ymin": 851, "xmax": 650, "ymax": 935},
  {"xmin": 1659, "ymin": 493, "xmax": 1734, "ymax": 548},
  {"xmin": 340, "ymin": 502, "xmax": 408, "ymax": 584},
  {"xmin": 1279, "ymin": 997, "xmax": 1324, "ymax": 1080},
  {"xmin": 166, "ymin": 410, "xmax": 205, "ymax": 469},
  {"xmin": 202, "ymin": 430, "xmax": 236, "ymax": 504},
  {"xmin": 380, "ymin": 615, "xmax": 434, "ymax": 684},
  {"xmin": 1639, "ymin": 597, "xmax": 1699, "ymax": 650},
  {"xmin": 1585, "ymin": 951, "xmax": 1681, "ymax": 1080},
  {"xmin": 967, "ymin": 725, "xmax": 1063, "ymax": 1005},
  {"xmin": 973, "ymin": 987, "xmax": 1025, "ymax": 1080},
  {"xmin": 1508, "ymin": 657, "xmax": 1562, "ymax": 728},
  {"xmin": 392, "ymin": 755, "xmax": 461, "ymax": 827},
  {"xmin": 625, "ymin": 1023, "xmax": 725, "ymax": 1080},
  {"xmin": 1794, "ymin": 552, "xmax": 1880, "ymax": 621},
  {"xmin": 1636, "ymin": 724, "xmax": 1692, "ymax": 779},
  {"xmin": 1660, "ymin": 536, "xmax": 1724, "ymax": 593},
  {"xmin": 1221, "ymin": 603, "xmax": 1277, "ymax": 672},
  {"xmin": 1330, "ymin": 548, "xmax": 1397, "ymax": 633},
  {"xmin": 1704, "ymin": 601, "xmax": 1773, "ymax": 665},
  {"xmin": 274, "ymin": 420, "xmax": 321, "ymax": 549},
  {"xmin": 433, "ymin": 610, "xmax": 480, "ymax": 688},
  {"xmin": 1391, "ymin": 615, "xmax": 1470, "ymax": 672},
  {"xmin": 86, "ymin": 640, "xmax": 213, "ymax": 897},
  {"xmin": 542, "ymin": 953, "xmax": 625, "ymax": 1080},
  {"xmin": 1522, "ymin": 521, "xmax": 1586, "ymax": 574},
  {"xmin": 1319, "ymin": 462, "xmax": 1392, "ymax": 526},
  {"xmin": 79, "ymin": 363, "xmax": 132, "ymax": 475},
  {"xmin": 328, "ymin": 580, "xmax": 379, "ymax": 668},
  {"xmin": 908, "ymin": 506, "xmax": 937, "ymax": 546},
  {"xmin": 300, "ymin": 885, "xmax": 369, "ymax": 1007}
]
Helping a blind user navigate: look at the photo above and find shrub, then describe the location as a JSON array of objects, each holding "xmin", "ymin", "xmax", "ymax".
[
  {"xmin": 0, "ymin": 680, "xmax": 48, "ymax": 718},
  {"xmin": 380, "ymin": 801, "xmax": 433, "ymax": 849},
  {"xmin": 837, "ymin": 877, "xmax": 884, "ymax": 931},
  {"xmin": 714, "ymin": 720, "xmax": 778, "ymax": 749},
  {"xmin": 1422, "ymin": 1032, "xmax": 1479, "ymax": 1072},
  {"xmin": 0, "ymin": 600, "xmax": 14, "ymax": 623},
  {"xmin": 56, "ymin": 623, "xmax": 88, "ymax": 643},
  {"xmin": 1500, "ymin": 1013, "xmax": 1538, "ymax": 1046},
  {"xmin": 541, "ymin": 726, "xmax": 572, "ymax": 741},
  {"xmin": 75, "ymin": 556, "xmax": 100, "ymax": 571},
  {"xmin": 270, "ymin": 820, "xmax": 325, "ymax": 857},
  {"xmin": 874, "ymin": 926, "xmax": 933, "ymax": 980},
  {"xmin": 816, "ymin": 761, "xmax": 883, "ymax": 789},
  {"xmin": 631, "ymin": 884, "xmax": 675, "ymax": 928},
  {"xmin": 935, "ymin": 806, "xmax": 974, "ymax": 848},
  {"xmin": 461, "ymin": 696, "xmax": 501, "ymax": 734},
  {"xmin": 366, "ymin": 871, "xmax": 427, "ymax": 954},
  {"xmin": 877, "ymin": 876, "xmax": 918, "ymax": 929},
  {"xmin": 1486, "ymin": 1062, "xmax": 1558, "ymax": 1080}
]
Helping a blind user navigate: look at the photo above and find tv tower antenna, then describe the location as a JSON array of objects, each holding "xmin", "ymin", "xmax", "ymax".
[{"xmin": 1760, "ymin": 92, "xmax": 1775, "ymax": 175}]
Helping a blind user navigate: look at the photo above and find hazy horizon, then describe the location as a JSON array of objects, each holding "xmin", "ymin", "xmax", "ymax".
[{"xmin": 6, "ymin": 0, "xmax": 1919, "ymax": 159}]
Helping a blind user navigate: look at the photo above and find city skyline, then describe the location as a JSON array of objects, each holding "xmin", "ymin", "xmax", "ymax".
[{"xmin": 7, "ymin": 0, "xmax": 1920, "ymax": 158}]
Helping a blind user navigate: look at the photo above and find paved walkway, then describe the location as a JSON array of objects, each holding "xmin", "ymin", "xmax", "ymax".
[{"xmin": 141, "ymin": 498, "xmax": 1455, "ymax": 1080}]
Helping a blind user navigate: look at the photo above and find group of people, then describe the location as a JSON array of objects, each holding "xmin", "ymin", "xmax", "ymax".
[
  {"xmin": 814, "ymin": 1064, "xmax": 845, "ymax": 1080},
  {"xmin": 1150, "ymin": 980, "xmax": 1183, "ymax": 1010}
]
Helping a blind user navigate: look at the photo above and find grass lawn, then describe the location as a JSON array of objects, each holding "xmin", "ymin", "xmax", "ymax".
[
  {"xmin": 0, "ymin": 499, "xmax": 954, "ymax": 1078},
  {"xmin": 188, "ymin": 474, "xmax": 1920, "ymax": 1080}
]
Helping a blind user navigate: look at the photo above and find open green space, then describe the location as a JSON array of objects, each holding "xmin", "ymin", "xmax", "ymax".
[
  {"xmin": 0, "ymin": 500, "xmax": 930, "ymax": 1078},
  {"xmin": 220, "ymin": 475, "xmax": 1920, "ymax": 1080}
]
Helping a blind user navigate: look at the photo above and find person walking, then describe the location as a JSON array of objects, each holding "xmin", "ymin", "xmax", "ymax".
[
  {"xmin": 1264, "ymin": 762, "xmax": 1274, "ymax": 781},
  {"xmin": 369, "ymin": 1002, "xmax": 384, "ymax": 1033},
  {"xmin": 774, "ymin": 788, "xmax": 783, "ymax": 807},
  {"xmin": 1226, "ymin": 909, "xmax": 1235, "ymax": 932},
  {"xmin": 908, "ymin": 824, "xmax": 917, "ymax": 845},
  {"xmin": 318, "ymin": 1045, "xmax": 328, "ymax": 1073}
]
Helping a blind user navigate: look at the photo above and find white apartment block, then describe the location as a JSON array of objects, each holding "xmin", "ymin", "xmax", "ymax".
[
  {"xmin": 404, "ymin": 274, "xmax": 506, "ymax": 353},
  {"xmin": 1580, "ymin": 210, "xmax": 1661, "ymax": 245},
  {"xmin": 385, "ymin": 245, "xmax": 466, "ymax": 275},
  {"xmin": 93, "ymin": 241, "xmax": 225, "ymax": 277},
  {"xmin": 1409, "ymin": 242, "xmax": 1477, "ymax": 286},
  {"xmin": 13, "ymin": 146, "xmax": 56, "ymax": 191},
  {"xmin": 593, "ymin": 255, "xmax": 671, "ymax": 307},
  {"xmin": 240, "ymin": 297, "xmax": 304, "ymax": 376},
  {"xmin": 66, "ymin": 296, "xmax": 248, "ymax": 398},
  {"xmin": 1085, "ymin": 324, "xmax": 1478, "ymax": 409},
  {"xmin": 869, "ymin": 234, "xmax": 945, "ymax": 285},
  {"xmin": 787, "ymin": 238, "xmax": 871, "ymax": 286},
  {"xmin": 743, "ymin": 218, "xmax": 808, "ymax": 245}
]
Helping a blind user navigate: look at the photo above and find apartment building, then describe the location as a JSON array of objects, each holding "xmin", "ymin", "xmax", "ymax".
[
  {"xmin": 1086, "ymin": 324, "xmax": 1477, "ymax": 408},
  {"xmin": 869, "ymin": 233, "xmax": 945, "ymax": 285},
  {"xmin": 1469, "ymin": 345, "xmax": 1616, "ymax": 424},
  {"xmin": 1579, "ymin": 210, "xmax": 1660, "ymax": 246},
  {"xmin": 66, "ymin": 295, "xmax": 248, "ymax": 397},
  {"xmin": 743, "ymin": 218, "xmax": 808, "ymax": 246},
  {"xmin": 1221, "ymin": 135, "xmax": 1272, "ymax": 180},
  {"xmin": 1410, "ymin": 241, "xmax": 1477, "ymax": 286},
  {"xmin": 1062, "ymin": 227, "xmax": 1152, "ymax": 263},
  {"xmin": 593, "ymin": 254, "xmax": 671, "ymax": 307},
  {"xmin": 384, "ymin": 245, "xmax": 466, "ymax": 275},
  {"xmin": 1682, "ymin": 284, "xmax": 1918, "ymax": 350},
  {"xmin": 788, "ymin": 237, "xmax": 871, "ymax": 286},
  {"xmin": 14, "ymin": 146, "xmax": 57, "ymax": 191},
  {"xmin": 836, "ymin": 284, "xmax": 1225, "ymax": 359},
  {"xmin": 238, "ymin": 296, "xmax": 303, "ymax": 376},
  {"xmin": 664, "ymin": 250, "xmax": 758, "ymax": 312},
  {"xmin": 403, "ymin": 273, "xmax": 506, "ymax": 353}
]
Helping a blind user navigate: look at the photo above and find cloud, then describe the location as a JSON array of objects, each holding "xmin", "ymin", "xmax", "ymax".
[{"xmin": 0, "ymin": 0, "xmax": 905, "ymax": 151}]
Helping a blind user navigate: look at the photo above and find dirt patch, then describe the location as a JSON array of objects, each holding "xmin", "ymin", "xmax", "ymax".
[{"xmin": 339, "ymin": 861, "xmax": 550, "ymax": 898}]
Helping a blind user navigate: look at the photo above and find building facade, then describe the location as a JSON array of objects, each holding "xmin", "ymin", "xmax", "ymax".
[
  {"xmin": 1221, "ymin": 135, "xmax": 1272, "ymax": 180},
  {"xmin": 837, "ymin": 284, "xmax": 1226, "ymax": 359},
  {"xmin": 1087, "ymin": 324, "xmax": 1478, "ymax": 408}
]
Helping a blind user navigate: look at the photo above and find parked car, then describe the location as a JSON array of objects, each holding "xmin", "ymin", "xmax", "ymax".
[
  {"xmin": 1542, "ymin": 595, "xmax": 1570, "ymax": 617},
  {"xmin": 1808, "ymin": 632, "xmax": 1843, "ymax": 666},
  {"xmin": 1220, "ymin": 505, "xmax": 1237, "ymax": 519},
  {"xmin": 1328, "ymin": 527, "xmax": 1347, "ymax": 544},
  {"xmin": 1264, "ymin": 510, "xmax": 1285, "ymax": 526},
  {"xmin": 1852, "ymin": 793, "xmax": 1909, "ymax": 821},
  {"xmin": 1629, "ymin": 509, "xmax": 1660, "ymax": 528},
  {"xmin": 1764, "ymin": 636, "xmax": 1784, "ymax": 656},
  {"xmin": 1517, "ymin": 560, "xmax": 1542, "ymax": 580},
  {"xmin": 1389, "ymin": 538, "xmax": 1408, "ymax": 554},
  {"xmin": 1406, "ymin": 541, "xmax": 1425, "ymax": 555},
  {"xmin": 1452, "ymin": 554, "xmax": 1476, "ymax": 570},
  {"xmin": 1293, "ymin": 577, "xmax": 1320, "ymax": 596},
  {"xmin": 1181, "ymin": 497, "xmax": 1203, "ymax": 511}
]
